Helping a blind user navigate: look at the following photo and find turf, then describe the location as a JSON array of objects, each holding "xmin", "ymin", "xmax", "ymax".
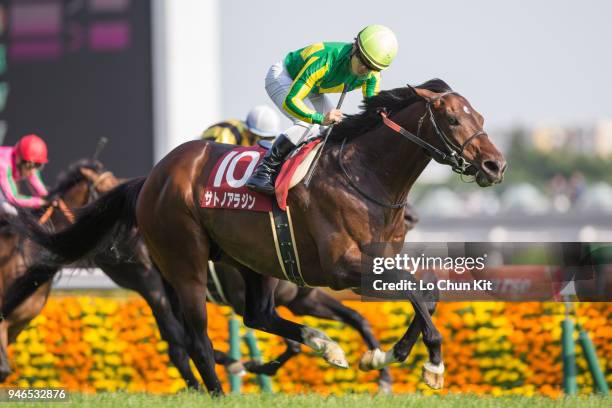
[{"xmin": 2, "ymin": 392, "xmax": 608, "ymax": 408}]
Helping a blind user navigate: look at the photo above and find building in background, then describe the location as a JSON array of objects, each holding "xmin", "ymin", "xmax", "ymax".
[{"xmin": 595, "ymin": 119, "xmax": 612, "ymax": 158}]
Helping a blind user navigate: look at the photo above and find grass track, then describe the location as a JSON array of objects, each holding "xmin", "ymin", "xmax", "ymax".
[{"xmin": 2, "ymin": 392, "xmax": 608, "ymax": 408}]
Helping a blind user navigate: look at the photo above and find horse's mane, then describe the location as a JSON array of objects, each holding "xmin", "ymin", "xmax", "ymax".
[
  {"xmin": 47, "ymin": 159, "xmax": 103, "ymax": 197},
  {"xmin": 329, "ymin": 78, "xmax": 452, "ymax": 142}
]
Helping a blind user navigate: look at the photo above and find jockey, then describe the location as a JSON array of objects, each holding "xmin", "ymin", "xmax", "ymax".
[
  {"xmin": 247, "ymin": 24, "xmax": 398, "ymax": 195},
  {"xmin": 0, "ymin": 134, "xmax": 49, "ymax": 216},
  {"xmin": 202, "ymin": 105, "xmax": 280, "ymax": 146}
]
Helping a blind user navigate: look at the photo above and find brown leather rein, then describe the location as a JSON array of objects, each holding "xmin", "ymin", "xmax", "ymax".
[
  {"xmin": 337, "ymin": 95, "xmax": 486, "ymax": 209},
  {"xmin": 38, "ymin": 198, "xmax": 75, "ymax": 225}
]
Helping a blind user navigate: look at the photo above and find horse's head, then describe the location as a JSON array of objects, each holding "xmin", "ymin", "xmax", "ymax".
[
  {"xmin": 45, "ymin": 159, "xmax": 120, "ymax": 221},
  {"xmin": 413, "ymin": 87, "xmax": 506, "ymax": 187},
  {"xmin": 79, "ymin": 167, "xmax": 121, "ymax": 195}
]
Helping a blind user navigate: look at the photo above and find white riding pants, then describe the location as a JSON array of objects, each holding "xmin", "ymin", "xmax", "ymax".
[{"xmin": 265, "ymin": 61, "xmax": 334, "ymax": 145}]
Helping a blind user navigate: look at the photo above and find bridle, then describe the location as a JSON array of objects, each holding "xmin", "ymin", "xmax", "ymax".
[
  {"xmin": 38, "ymin": 198, "xmax": 75, "ymax": 225},
  {"xmin": 86, "ymin": 171, "xmax": 113, "ymax": 203},
  {"xmin": 338, "ymin": 91, "xmax": 487, "ymax": 209},
  {"xmin": 38, "ymin": 170, "xmax": 113, "ymax": 226},
  {"xmin": 393, "ymin": 91, "xmax": 486, "ymax": 176}
]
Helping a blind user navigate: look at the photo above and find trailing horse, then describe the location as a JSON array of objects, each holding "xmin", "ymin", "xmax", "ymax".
[
  {"xmin": 10, "ymin": 80, "xmax": 506, "ymax": 394},
  {"xmin": 4, "ymin": 161, "xmax": 402, "ymax": 391},
  {"xmin": 0, "ymin": 159, "xmax": 107, "ymax": 381},
  {"xmin": 1, "ymin": 160, "xmax": 215, "ymax": 388}
]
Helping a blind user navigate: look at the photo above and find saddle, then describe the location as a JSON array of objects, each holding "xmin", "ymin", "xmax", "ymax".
[
  {"xmin": 201, "ymin": 140, "xmax": 323, "ymax": 287},
  {"xmin": 201, "ymin": 138, "xmax": 322, "ymax": 212}
]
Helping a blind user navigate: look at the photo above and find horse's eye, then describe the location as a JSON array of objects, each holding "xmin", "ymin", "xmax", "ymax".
[{"xmin": 448, "ymin": 116, "xmax": 459, "ymax": 126}]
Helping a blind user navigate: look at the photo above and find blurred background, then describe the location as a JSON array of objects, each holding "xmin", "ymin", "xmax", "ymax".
[
  {"xmin": 0, "ymin": 1, "xmax": 610, "ymax": 398},
  {"xmin": 1, "ymin": 0, "xmax": 611, "ymax": 253}
]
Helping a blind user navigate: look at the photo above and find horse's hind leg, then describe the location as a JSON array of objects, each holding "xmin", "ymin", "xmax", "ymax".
[
  {"xmin": 100, "ymin": 261, "xmax": 201, "ymax": 390},
  {"xmin": 243, "ymin": 338, "xmax": 301, "ymax": 376},
  {"xmin": 160, "ymin": 277, "xmax": 246, "ymax": 378},
  {"xmin": 286, "ymin": 288, "xmax": 392, "ymax": 393},
  {"xmin": 141, "ymin": 221, "xmax": 222, "ymax": 395},
  {"xmin": 238, "ymin": 267, "xmax": 348, "ymax": 368}
]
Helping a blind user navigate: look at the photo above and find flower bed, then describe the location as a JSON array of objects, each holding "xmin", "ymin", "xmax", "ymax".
[{"xmin": 2, "ymin": 296, "xmax": 610, "ymax": 397}]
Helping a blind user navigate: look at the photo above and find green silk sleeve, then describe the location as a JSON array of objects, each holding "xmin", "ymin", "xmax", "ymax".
[{"xmin": 283, "ymin": 57, "xmax": 329, "ymax": 124}]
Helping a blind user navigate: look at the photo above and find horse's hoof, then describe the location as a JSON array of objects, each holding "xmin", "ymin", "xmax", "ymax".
[
  {"xmin": 227, "ymin": 361, "xmax": 246, "ymax": 377},
  {"xmin": 324, "ymin": 344, "xmax": 348, "ymax": 368},
  {"xmin": 359, "ymin": 348, "xmax": 395, "ymax": 371},
  {"xmin": 377, "ymin": 379, "xmax": 392, "ymax": 395},
  {"xmin": 422, "ymin": 362, "xmax": 444, "ymax": 389},
  {"xmin": 359, "ymin": 349, "xmax": 377, "ymax": 371},
  {"xmin": 302, "ymin": 327, "xmax": 348, "ymax": 368}
]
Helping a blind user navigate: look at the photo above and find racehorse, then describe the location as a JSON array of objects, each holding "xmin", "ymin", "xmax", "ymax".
[
  {"xmin": 12, "ymin": 79, "xmax": 506, "ymax": 394},
  {"xmin": 0, "ymin": 160, "xmax": 220, "ymax": 387},
  {"xmin": 0, "ymin": 159, "xmax": 109, "ymax": 381},
  {"xmin": 0, "ymin": 160, "xmax": 234, "ymax": 388},
  {"xmin": 3, "ymin": 160, "xmax": 399, "ymax": 391}
]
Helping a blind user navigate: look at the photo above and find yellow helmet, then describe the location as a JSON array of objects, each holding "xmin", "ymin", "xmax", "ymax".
[{"xmin": 357, "ymin": 25, "xmax": 398, "ymax": 70}]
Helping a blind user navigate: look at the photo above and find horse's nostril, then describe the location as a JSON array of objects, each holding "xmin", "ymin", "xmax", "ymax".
[{"xmin": 483, "ymin": 160, "xmax": 501, "ymax": 175}]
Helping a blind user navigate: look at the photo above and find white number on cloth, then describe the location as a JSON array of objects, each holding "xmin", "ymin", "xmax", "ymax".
[{"xmin": 213, "ymin": 151, "xmax": 261, "ymax": 188}]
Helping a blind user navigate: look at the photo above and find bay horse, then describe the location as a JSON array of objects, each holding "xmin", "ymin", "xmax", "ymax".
[
  {"xmin": 0, "ymin": 159, "xmax": 109, "ymax": 381},
  {"xmin": 12, "ymin": 79, "xmax": 506, "ymax": 394},
  {"xmin": 3, "ymin": 161, "xmax": 398, "ymax": 391},
  {"xmin": 0, "ymin": 160, "xmax": 235, "ymax": 388},
  {"xmin": 0, "ymin": 160, "xmax": 215, "ymax": 387}
]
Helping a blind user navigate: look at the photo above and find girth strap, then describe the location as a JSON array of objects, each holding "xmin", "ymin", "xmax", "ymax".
[{"xmin": 268, "ymin": 202, "xmax": 307, "ymax": 287}]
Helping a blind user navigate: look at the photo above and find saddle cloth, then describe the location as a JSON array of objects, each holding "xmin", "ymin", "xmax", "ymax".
[{"xmin": 201, "ymin": 139, "xmax": 322, "ymax": 212}]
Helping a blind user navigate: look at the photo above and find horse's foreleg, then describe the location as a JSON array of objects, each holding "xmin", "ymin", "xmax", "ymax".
[
  {"xmin": 239, "ymin": 268, "xmax": 348, "ymax": 368},
  {"xmin": 0, "ymin": 321, "xmax": 11, "ymax": 382},
  {"xmin": 330, "ymin": 252, "xmax": 444, "ymax": 389},
  {"xmin": 388, "ymin": 302, "xmax": 433, "ymax": 363},
  {"xmin": 360, "ymin": 285, "xmax": 442, "ymax": 389},
  {"xmin": 1, "ymin": 264, "xmax": 57, "ymax": 318}
]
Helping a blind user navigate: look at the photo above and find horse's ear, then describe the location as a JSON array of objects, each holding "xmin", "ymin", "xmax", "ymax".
[
  {"xmin": 413, "ymin": 87, "xmax": 443, "ymax": 108},
  {"xmin": 79, "ymin": 167, "xmax": 98, "ymax": 182}
]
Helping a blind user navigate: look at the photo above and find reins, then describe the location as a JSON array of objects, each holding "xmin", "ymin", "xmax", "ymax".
[
  {"xmin": 38, "ymin": 198, "xmax": 75, "ymax": 225},
  {"xmin": 38, "ymin": 170, "xmax": 113, "ymax": 226}
]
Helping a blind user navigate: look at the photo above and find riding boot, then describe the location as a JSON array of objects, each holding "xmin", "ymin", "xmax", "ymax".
[{"xmin": 246, "ymin": 134, "xmax": 295, "ymax": 195}]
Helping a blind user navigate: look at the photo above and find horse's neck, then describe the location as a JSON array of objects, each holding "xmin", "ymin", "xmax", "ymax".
[{"xmin": 343, "ymin": 103, "xmax": 434, "ymax": 205}]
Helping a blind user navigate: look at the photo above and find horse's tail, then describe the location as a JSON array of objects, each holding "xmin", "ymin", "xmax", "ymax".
[{"xmin": 16, "ymin": 177, "xmax": 146, "ymax": 265}]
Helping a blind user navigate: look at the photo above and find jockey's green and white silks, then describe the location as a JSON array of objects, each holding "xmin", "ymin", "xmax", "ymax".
[
  {"xmin": 282, "ymin": 42, "xmax": 380, "ymax": 124},
  {"xmin": 265, "ymin": 61, "xmax": 333, "ymax": 144}
]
